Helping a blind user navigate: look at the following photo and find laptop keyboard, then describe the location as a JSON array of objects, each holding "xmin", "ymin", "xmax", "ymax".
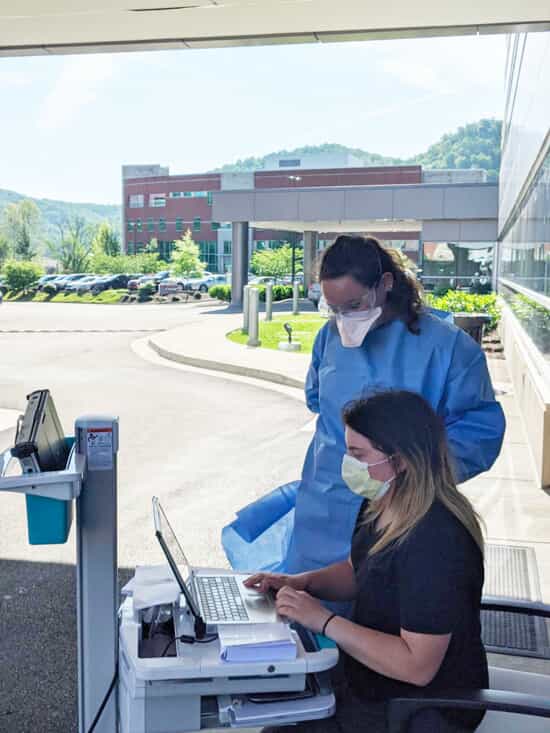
[{"xmin": 196, "ymin": 576, "xmax": 250, "ymax": 623}]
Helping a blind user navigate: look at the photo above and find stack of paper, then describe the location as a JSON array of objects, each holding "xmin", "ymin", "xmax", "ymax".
[
  {"xmin": 121, "ymin": 564, "xmax": 180, "ymax": 610},
  {"xmin": 219, "ymin": 623, "xmax": 297, "ymax": 663}
]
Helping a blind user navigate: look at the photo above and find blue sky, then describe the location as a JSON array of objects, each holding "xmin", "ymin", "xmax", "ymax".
[{"xmin": 0, "ymin": 34, "xmax": 506, "ymax": 205}]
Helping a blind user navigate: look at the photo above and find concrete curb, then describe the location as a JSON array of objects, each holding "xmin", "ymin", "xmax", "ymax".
[{"xmin": 147, "ymin": 338, "xmax": 306, "ymax": 389}]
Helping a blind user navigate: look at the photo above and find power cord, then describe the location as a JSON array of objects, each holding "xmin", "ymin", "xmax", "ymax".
[
  {"xmin": 87, "ymin": 669, "xmax": 118, "ymax": 733},
  {"xmin": 86, "ymin": 627, "xmax": 218, "ymax": 729},
  {"xmin": 161, "ymin": 632, "xmax": 218, "ymax": 657}
]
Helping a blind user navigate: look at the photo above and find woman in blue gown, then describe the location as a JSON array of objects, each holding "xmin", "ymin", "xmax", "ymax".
[{"xmin": 223, "ymin": 235, "xmax": 505, "ymax": 576}]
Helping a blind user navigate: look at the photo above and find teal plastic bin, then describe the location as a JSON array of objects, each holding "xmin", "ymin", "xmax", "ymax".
[{"xmin": 25, "ymin": 437, "xmax": 74, "ymax": 545}]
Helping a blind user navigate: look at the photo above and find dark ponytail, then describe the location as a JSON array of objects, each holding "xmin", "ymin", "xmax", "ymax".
[{"xmin": 319, "ymin": 235, "xmax": 423, "ymax": 334}]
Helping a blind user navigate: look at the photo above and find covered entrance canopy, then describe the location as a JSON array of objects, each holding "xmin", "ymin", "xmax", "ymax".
[
  {"xmin": 212, "ymin": 181, "xmax": 498, "ymax": 303},
  {"xmin": 1, "ymin": 1, "xmax": 549, "ymax": 56}
]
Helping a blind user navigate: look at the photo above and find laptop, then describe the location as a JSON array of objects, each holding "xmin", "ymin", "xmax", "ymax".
[
  {"xmin": 152, "ymin": 496, "xmax": 278, "ymax": 626},
  {"xmin": 11, "ymin": 389, "xmax": 69, "ymax": 474}
]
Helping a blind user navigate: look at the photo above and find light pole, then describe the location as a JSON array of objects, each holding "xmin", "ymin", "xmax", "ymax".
[{"xmin": 287, "ymin": 175, "xmax": 302, "ymax": 284}]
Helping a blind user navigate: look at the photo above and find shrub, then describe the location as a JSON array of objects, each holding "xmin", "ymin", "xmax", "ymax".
[
  {"xmin": 137, "ymin": 282, "xmax": 156, "ymax": 302},
  {"xmin": 209, "ymin": 284, "xmax": 305, "ymax": 303},
  {"xmin": 209, "ymin": 285, "xmax": 231, "ymax": 301},
  {"xmin": 2, "ymin": 260, "xmax": 44, "ymax": 291},
  {"xmin": 425, "ymin": 291, "xmax": 500, "ymax": 330},
  {"xmin": 508, "ymin": 293, "xmax": 550, "ymax": 352}
]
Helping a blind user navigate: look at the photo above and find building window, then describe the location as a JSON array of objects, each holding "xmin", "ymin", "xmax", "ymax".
[
  {"xmin": 211, "ymin": 221, "xmax": 220, "ymax": 230},
  {"xmin": 207, "ymin": 192, "xmax": 213, "ymax": 205},
  {"xmin": 224, "ymin": 241, "xmax": 232, "ymax": 255},
  {"xmin": 279, "ymin": 159, "xmax": 301, "ymax": 168},
  {"xmin": 198, "ymin": 241, "xmax": 218, "ymax": 271},
  {"xmin": 128, "ymin": 194, "xmax": 144, "ymax": 208},
  {"xmin": 169, "ymin": 192, "xmax": 182, "ymax": 198},
  {"xmin": 159, "ymin": 218, "xmax": 166, "ymax": 232},
  {"xmin": 193, "ymin": 217, "xmax": 201, "ymax": 231},
  {"xmin": 136, "ymin": 218, "xmax": 142, "ymax": 232},
  {"xmin": 147, "ymin": 218, "xmax": 154, "ymax": 232},
  {"xmin": 149, "ymin": 194, "xmax": 166, "ymax": 208},
  {"xmin": 175, "ymin": 217, "xmax": 183, "ymax": 232},
  {"xmin": 127, "ymin": 220, "xmax": 134, "ymax": 231},
  {"xmin": 158, "ymin": 240, "xmax": 175, "ymax": 261}
]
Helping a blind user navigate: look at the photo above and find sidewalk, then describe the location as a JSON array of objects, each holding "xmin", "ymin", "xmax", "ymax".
[
  {"xmin": 150, "ymin": 309, "xmax": 550, "ymax": 609},
  {"xmin": 149, "ymin": 308, "xmax": 311, "ymax": 389}
]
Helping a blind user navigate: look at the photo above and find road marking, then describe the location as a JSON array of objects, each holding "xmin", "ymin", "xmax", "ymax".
[{"xmin": 0, "ymin": 328, "xmax": 163, "ymax": 333}]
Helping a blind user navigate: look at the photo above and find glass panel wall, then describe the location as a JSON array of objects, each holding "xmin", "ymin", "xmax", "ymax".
[
  {"xmin": 421, "ymin": 242, "xmax": 494, "ymax": 293},
  {"xmin": 499, "ymin": 143, "xmax": 550, "ymax": 359},
  {"xmin": 500, "ymin": 33, "xmax": 550, "ymax": 234}
]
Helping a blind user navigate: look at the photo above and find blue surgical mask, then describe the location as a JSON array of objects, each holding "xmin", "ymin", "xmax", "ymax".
[{"xmin": 341, "ymin": 454, "xmax": 394, "ymax": 501}]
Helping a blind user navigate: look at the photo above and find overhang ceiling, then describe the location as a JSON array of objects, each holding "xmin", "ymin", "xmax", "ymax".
[
  {"xmin": 252, "ymin": 219, "xmax": 421, "ymax": 234},
  {"xmin": 1, "ymin": 0, "xmax": 550, "ymax": 57}
]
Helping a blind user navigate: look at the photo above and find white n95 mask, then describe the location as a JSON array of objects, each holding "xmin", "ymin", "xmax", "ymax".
[
  {"xmin": 341, "ymin": 453, "xmax": 394, "ymax": 501},
  {"xmin": 336, "ymin": 307, "xmax": 382, "ymax": 348}
]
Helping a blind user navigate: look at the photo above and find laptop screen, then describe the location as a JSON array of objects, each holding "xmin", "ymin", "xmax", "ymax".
[{"xmin": 152, "ymin": 497, "xmax": 192, "ymax": 583}]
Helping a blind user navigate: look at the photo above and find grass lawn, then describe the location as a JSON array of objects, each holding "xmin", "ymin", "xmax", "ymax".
[
  {"xmin": 227, "ymin": 313, "xmax": 325, "ymax": 354},
  {"xmin": 5, "ymin": 289, "xmax": 128, "ymax": 304}
]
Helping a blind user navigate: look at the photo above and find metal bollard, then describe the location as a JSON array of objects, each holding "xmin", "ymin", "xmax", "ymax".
[
  {"xmin": 292, "ymin": 281, "xmax": 300, "ymax": 316},
  {"xmin": 265, "ymin": 283, "xmax": 273, "ymax": 321},
  {"xmin": 242, "ymin": 285, "xmax": 250, "ymax": 334},
  {"xmin": 247, "ymin": 288, "xmax": 261, "ymax": 347}
]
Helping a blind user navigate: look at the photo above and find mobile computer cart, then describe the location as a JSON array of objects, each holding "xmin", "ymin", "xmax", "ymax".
[{"xmin": 1, "ymin": 411, "xmax": 337, "ymax": 733}]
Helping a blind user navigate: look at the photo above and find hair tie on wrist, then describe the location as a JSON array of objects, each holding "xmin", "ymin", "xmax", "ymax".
[{"xmin": 321, "ymin": 613, "xmax": 337, "ymax": 636}]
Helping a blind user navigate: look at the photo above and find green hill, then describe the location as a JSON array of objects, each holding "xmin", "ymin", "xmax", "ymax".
[
  {"xmin": 0, "ymin": 189, "xmax": 120, "ymax": 246},
  {"xmin": 215, "ymin": 118, "xmax": 502, "ymax": 182},
  {"xmin": 0, "ymin": 118, "xmax": 502, "ymax": 253}
]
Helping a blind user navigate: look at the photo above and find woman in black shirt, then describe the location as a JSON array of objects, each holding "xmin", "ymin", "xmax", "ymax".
[{"xmin": 245, "ymin": 390, "xmax": 488, "ymax": 733}]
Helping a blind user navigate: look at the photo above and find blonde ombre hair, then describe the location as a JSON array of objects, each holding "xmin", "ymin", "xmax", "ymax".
[{"xmin": 343, "ymin": 391, "xmax": 484, "ymax": 557}]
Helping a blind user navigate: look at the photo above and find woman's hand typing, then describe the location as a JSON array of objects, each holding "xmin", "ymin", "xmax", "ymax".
[
  {"xmin": 243, "ymin": 571, "xmax": 310, "ymax": 594},
  {"xmin": 274, "ymin": 586, "xmax": 334, "ymax": 634}
]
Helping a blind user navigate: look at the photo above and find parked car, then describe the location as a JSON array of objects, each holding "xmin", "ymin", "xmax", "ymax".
[
  {"xmin": 68, "ymin": 276, "xmax": 99, "ymax": 293},
  {"xmin": 91, "ymin": 273, "xmax": 134, "ymax": 294},
  {"xmin": 307, "ymin": 282, "xmax": 321, "ymax": 308},
  {"xmin": 37, "ymin": 274, "xmax": 59, "ymax": 290},
  {"xmin": 210, "ymin": 274, "xmax": 228, "ymax": 286},
  {"xmin": 0, "ymin": 276, "xmax": 7, "ymax": 294},
  {"xmin": 153, "ymin": 270, "xmax": 171, "ymax": 285},
  {"xmin": 161, "ymin": 276, "xmax": 187, "ymax": 292},
  {"xmin": 47, "ymin": 274, "xmax": 71, "ymax": 291},
  {"xmin": 128, "ymin": 274, "xmax": 156, "ymax": 292},
  {"xmin": 249, "ymin": 276, "xmax": 277, "ymax": 286},
  {"xmin": 54, "ymin": 274, "xmax": 90, "ymax": 292},
  {"xmin": 182, "ymin": 272, "xmax": 219, "ymax": 293}
]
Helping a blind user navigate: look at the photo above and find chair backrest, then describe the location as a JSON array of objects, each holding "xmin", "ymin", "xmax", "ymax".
[{"xmin": 476, "ymin": 667, "xmax": 550, "ymax": 732}]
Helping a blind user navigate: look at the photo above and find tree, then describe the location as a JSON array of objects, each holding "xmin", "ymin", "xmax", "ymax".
[
  {"xmin": 89, "ymin": 252, "xmax": 164, "ymax": 275},
  {"xmin": 91, "ymin": 221, "xmax": 120, "ymax": 256},
  {"xmin": 3, "ymin": 260, "xmax": 43, "ymax": 291},
  {"xmin": 48, "ymin": 215, "xmax": 93, "ymax": 273},
  {"xmin": 250, "ymin": 244, "xmax": 302, "ymax": 278},
  {"xmin": 0, "ymin": 234, "xmax": 11, "ymax": 269},
  {"xmin": 145, "ymin": 238, "xmax": 159, "ymax": 254},
  {"xmin": 171, "ymin": 230, "xmax": 205, "ymax": 277},
  {"xmin": 3, "ymin": 200, "xmax": 40, "ymax": 260}
]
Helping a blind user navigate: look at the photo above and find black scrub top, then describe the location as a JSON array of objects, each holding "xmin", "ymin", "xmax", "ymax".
[{"xmin": 345, "ymin": 499, "xmax": 488, "ymax": 723}]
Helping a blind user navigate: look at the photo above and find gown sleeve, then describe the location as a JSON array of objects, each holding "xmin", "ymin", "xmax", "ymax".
[
  {"xmin": 442, "ymin": 329, "xmax": 506, "ymax": 483},
  {"xmin": 305, "ymin": 325, "xmax": 327, "ymax": 414}
]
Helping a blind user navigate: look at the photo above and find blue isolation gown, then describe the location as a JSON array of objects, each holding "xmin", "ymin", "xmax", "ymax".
[{"xmin": 222, "ymin": 311, "xmax": 505, "ymax": 574}]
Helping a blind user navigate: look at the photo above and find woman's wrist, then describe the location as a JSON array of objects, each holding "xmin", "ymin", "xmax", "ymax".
[
  {"xmin": 320, "ymin": 612, "xmax": 338, "ymax": 636},
  {"xmin": 297, "ymin": 571, "xmax": 314, "ymax": 593}
]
